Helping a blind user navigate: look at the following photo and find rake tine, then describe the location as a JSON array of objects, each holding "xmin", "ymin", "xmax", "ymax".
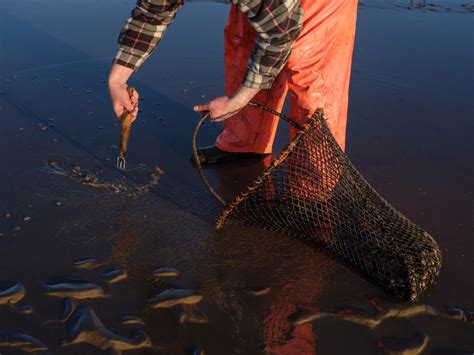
[{"xmin": 117, "ymin": 156, "xmax": 126, "ymax": 170}]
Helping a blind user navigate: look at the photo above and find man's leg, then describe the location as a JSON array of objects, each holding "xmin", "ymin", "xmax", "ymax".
[
  {"xmin": 284, "ymin": 0, "xmax": 358, "ymax": 202},
  {"xmin": 215, "ymin": 6, "xmax": 288, "ymax": 155},
  {"xmin": 287, "ymin": 0, "xmax": 358, "ymax": 151}
]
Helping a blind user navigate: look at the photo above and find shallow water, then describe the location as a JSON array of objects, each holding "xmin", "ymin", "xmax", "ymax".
[{"xmin": 0, "ymin": 0, "xmax": 473, "ymax": 354}]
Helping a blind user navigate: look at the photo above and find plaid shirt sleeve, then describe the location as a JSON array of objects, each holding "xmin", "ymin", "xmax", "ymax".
[
  {"xmin": 114, "ymin": 0, "xmax": 303, "ymax": 90},
  {"xmin": 113, "ymin": 0, "xmax": 183, "ymax": 70},
  {"xmin": 235, "ymin": 0, "xmax": 304, "ymax": 89}
]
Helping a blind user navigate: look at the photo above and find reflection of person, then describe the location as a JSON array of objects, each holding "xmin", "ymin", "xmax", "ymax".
[
  {"xmin": 212, "ymin": 227, "xmax": 333, "ymax": 354},
  {"xmin": 262, "ymin": 264, "xmax": 323, "ymax": 355},
  {"xmin": 108, "ymin": 0, "xmax": 358, "ymax": 164}
]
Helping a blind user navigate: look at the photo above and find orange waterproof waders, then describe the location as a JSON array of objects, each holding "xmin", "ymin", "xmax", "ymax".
[{"xmin": 216, "ymin": 0, "xmax": 358, "ymax": 153}]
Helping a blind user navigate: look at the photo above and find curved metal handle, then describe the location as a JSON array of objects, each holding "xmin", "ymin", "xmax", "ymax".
[
  {"xmin": 248, "ymin": 102, "xmax": 302, "ymax": 130},
  {"xmin": 191, "ymin": 112, "xmax": 227, "ymax": 205},
  {"xmin": 191, "ymin": 102, "xmax": 302, "ymax": 205}
]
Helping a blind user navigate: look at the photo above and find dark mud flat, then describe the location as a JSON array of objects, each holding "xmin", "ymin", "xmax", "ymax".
[{"xmin": 0, "ymin": 0, "xmax": 473, "ymax": 353}]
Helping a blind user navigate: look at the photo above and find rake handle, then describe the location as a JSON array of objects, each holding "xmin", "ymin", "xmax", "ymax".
[
  {"xmin": 191, "ymin": 102, "xmax": 302, "ymax": 205},
  {"xmin": 192, "ymin": 112, "xmax": 227, "ymax": 205}
]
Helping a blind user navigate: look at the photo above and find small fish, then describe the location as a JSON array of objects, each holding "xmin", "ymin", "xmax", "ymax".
[
  {"xmin": 43, "ymin": 282, "xmax": 108, "ymax": 300},
  {"xmin": 117, "ymin": 87, "xmax": 137, "ymax": 170}
]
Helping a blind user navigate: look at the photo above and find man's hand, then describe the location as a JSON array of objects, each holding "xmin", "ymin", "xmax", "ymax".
[
  {"xmin": 193, "ymin": 86, "xmax": 260, "ymax": 122},
  {"xmin": 193, "ymin": 96, "xmax": 242, "ymax": 122},
  {"xmin": 108, "ymin": 64, "xmax": 139, "ymax": 120}
]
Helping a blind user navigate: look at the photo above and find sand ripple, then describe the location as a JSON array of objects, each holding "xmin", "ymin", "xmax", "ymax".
[
  {"xmin": 0, "ymin": 283, "xmax": 25, "ymax": 305},
  {"xmin": 148, "ymin": 289, "xmax": 203, "ymax": 309},
  {"xmin": 101, "ymin": 268, "xmax": 128, "ymax": 284},
  {"xmin": 73, "ymin": 258, "xmax": 102, "ymax": 270},
  {"xmin": 61, "ymin": 305, "xmax": 151, "ymax": 352},
  {"xmin": 153, "ymin": 267, "xmax": 180, "ymax": 278},
  {"xmin": 291, "ymin": 298, "xmax": 474, "ymax": 328},
  {"xmin": 0, "ymin": 332, "xmax": 48, "ymax": 352},
  {"xmin": 43, "ymin": 280, "xmax": 108, "ymax": 300}
]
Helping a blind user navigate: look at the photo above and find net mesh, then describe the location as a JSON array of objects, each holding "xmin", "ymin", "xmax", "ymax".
[{"xmin": 215, "ymin": 109, "xmax": 442, "ymax": 302}]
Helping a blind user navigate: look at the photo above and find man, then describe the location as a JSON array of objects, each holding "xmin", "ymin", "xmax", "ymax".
[{"xmin": 109, "ymin": 0, "xmax": 358, "ymax": 164}]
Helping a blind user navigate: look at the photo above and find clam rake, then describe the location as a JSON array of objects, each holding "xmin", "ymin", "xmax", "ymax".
[{"xmin": 192, "ymin": 102, "xmax": 442, "ymax": 302}]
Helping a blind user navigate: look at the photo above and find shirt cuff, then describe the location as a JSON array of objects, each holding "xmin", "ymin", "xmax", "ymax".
[
  {"xmin": 242, "ymin": 70, "xmax": 274, "ymax": 90},
  {"xmin": 112, "ymin": 47, "xmax": 142, "ymax": 72}
]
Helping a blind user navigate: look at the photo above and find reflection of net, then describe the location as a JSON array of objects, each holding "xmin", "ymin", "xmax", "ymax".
[{"xmin": 216, "ymin": 110, "xmax": 442, "ymax": 302}]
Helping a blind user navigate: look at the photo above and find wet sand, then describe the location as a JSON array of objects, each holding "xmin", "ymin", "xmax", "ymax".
[{"xmin": 0, "ymin": 0, "xmax": 473, "ymax": 353}]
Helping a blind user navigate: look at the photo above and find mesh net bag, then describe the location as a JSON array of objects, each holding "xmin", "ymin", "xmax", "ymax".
[{"xmin": 211, "ymin": 108, "xmax": 442, "ymax": 302}]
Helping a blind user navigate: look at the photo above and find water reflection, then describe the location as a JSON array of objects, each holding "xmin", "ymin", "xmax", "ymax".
[
  {"xmin": 359, "ymin": 0, "xmax": 474, "ymax": 12},
  {"xmin": 210, "ymin": 226, "xmax": 335, "ymax": 353},
  {"xmin": 0, "ymin": 0, "xmax": 472, "ymax": 353}
]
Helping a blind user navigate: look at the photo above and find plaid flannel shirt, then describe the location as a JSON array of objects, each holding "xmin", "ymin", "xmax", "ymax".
[{"xmin": 114, "ymin": 0, "xmax": 303, "ymax": 89}]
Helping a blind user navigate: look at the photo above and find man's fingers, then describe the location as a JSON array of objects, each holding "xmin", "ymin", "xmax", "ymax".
[
  {"xmin": 193, "ymin": 104, "xmax": 210, "ymax": 112},
  {"xmin": 209, "ymin": 109, "xmax": 226, "ymax": 120},
  {"xmin": 208, "ymin": 112, "xmax": 219, "ymax": 120},
  {"xmin": 130, "ymin": 90, "xmax": 139, "ymax": 105},
  {"xmin": 212, "ymin": 109, "xmax": 238, "ymax": 122},
  {"xmin": 113, "ymin": 104, "xmax": 124, "ymax": 119},
  {"xmin": 131, "ymin": 106, "xmax": 139, "ymax": 122},
  {"xmin": 124, "ymin": 101, "xmax": 135, "ymax": 113},
  {"xmin": 114, "ymin": 101, "xmax": 136, "ymax": 120}
]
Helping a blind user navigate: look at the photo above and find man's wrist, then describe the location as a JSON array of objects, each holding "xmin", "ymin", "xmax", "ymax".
[
  {"xmin": 230, "ymin": 86, "xmax": 260, "ymax": 108},
  {"xmin": 108, "ymin": 64, "xmax": 134, "ymax": 86},
  {"xmin": 242, "ymin": 70, "xmax": 274, "ymax": 90}
]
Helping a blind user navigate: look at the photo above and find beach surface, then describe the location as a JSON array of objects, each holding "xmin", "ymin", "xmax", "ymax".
[{"xmin": 0, "ymin": 0, "xmax": 473, "ymax": 353}]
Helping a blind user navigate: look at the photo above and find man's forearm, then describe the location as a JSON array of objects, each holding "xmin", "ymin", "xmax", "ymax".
[
  {"xmin": 114, "ymin": 0, "xmax": 183, "ymax": 71},
  {"xmin": 231, "ymin": 86, "xmax": 260, "ymax": 108},
  {"xmin": 109, "ymin": 64, "xmax": 134, "ymax": 86},
  {"xmin": 238, "ymin": 0, "xmax": 303, "ymax": 90}
]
